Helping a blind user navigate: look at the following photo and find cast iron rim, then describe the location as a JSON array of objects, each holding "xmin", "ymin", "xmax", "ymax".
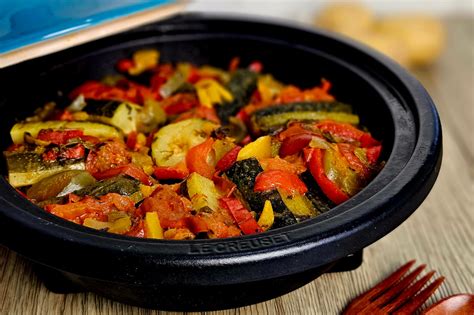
[{"xmin": 0, "ymin": 13, "xmax": 442, "ymax": 285}]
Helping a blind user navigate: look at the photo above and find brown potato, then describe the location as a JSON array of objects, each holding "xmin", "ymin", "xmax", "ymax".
[
  {"xmin": 376, "ymin": 15, "xmax": 445, "ymax": 67},
  {"xmin": 314, "ymin": 3, "xmax": 374, "ymax": 37}
]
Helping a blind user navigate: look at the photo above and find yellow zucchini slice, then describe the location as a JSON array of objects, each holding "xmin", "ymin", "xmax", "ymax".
[{"xmin": 151, "ymin": 118, "xmax": 217, "ymax": 167}]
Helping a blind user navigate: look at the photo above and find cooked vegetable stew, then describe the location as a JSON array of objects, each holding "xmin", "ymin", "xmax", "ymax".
[{"xmin": 3, "ymin": 50, "xmax": 383, "ymax": 240}]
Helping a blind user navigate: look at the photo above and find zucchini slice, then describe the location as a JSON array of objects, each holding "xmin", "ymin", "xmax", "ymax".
[
  {"xmin": 84, "ymin": 100, "xmax": 142, "ymax": 135},
  {"xmin": 5, "ymin": 152, "xmax": 85, "ymax": 187},
  {"xmin": 151, "ymin": 118, "xmax": 217, "ymax": 167},
  {"xmin": 300, "ymin": 171, "xmax": 334, "ymax": 213},
  {"xmin": 216, "ymin": 69, "xmax": 258, "ymax": 123},
  {"xmin": 277, "ymin": 187, "xmax": 318, "ymax": 219},
  {"xmin": 73, "ymin": 175, "xmax": 141, "ymax": 198},
  {"xmin": 250, "ymin": 101, "xmax": 358, "ymax": 134},
  {"xmin": 187, "ymin": 172, "xmax": 220, "ymax": 211},
  {"xmin": 225, "ymin": 158, "xmax": 297, "ymax": 228},
  {"xmin": 10, "ymin": 121, "xmax": 122, "ymax": 144}
]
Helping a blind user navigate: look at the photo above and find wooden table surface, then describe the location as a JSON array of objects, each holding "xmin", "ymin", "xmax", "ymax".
[{"xmin": 1, "ymin": 16, "xmax": 472, "ymax": 315}]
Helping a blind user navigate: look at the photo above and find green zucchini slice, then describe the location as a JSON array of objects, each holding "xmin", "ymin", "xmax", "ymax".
[
  {"xmin": 10, "ymin": 121, "xmax": 122, "ymax": 144},
  {"xmin": 84, "ymin": 100, "xmax": 142, "ymax": 135},
  {"xmin": 5, "ymin": 152, "xmax": 85, "ymax": 187},
  {"xmin": 250, "ymin": 101, "xmax": 359, "ymax": 134}
]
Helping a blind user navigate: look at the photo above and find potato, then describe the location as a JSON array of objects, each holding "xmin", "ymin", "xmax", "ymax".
[
  {"xmin": 314, "ymin": 3, "xmax": 374, "ymax": 37},
  {"xmin": 356, "ymin": 32, "xmax": 410, "ymax": 68},
  {"xmin": 376, "ymin": 15, "xmax": 445, "ymax": 67}
]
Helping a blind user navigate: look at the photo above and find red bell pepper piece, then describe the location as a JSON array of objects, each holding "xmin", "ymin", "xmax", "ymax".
[
  {"xmin": 153, "ymin": 164, "xmax": 189, "ymax": 180},
  {"xmin": 212, "ymin": 173, "xmax": 237, "ymax": 197},
  {"xmin": 254, "ymin": 170, "xmax": 308, "ymax": 195},
  {"xmin": 37, "ymin": 129, "xmax": 84, "ymax": 145},
  {"xmin": 308, "ymin": 148, "xmax": 349, "ymax": 205},
  {"xmin": 337, "ymin": 143, "xmax": 368, "ymax": 175},
  {"xmin": 248, "ymin": 61, "xmax": 263, "ymax": 73},
  {"xmin": 316, "ymin": 121, "xmax": 380, "ymax": 148},
  {"xmin": 219, "ymin": 197, "xmax": 262, "ymax": 235},
  {"xmin": 216, "ymin": 146, "xmax": 241, "ymax": 172},
  {"xmin": 94, "ymin": 164, "xmax": 153, "ymax": 185},
  {"xmin": 126, "ymin": 131, "xmax": 138, "ymax": 150},
  {"xmin": 239, "ymin": 135, "xmax": 252, "ymax": 146},
  {"xmin": 279, "ymin": 133, "xmax": 314, "ymax": 157},
  {"xmin": 365, "ymin": 145, "xmax": 382, "ymax": 164},
  {"xmin": 186, "ymin": 138, "xmax": 215, "ymax": 179},
  {"xmin": 228, "ymin": 57, "xmax": 240, "ymax": 72}
]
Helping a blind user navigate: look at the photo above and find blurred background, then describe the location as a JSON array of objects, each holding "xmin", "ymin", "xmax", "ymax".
[{"xmin": 186, "ymin": 0, "xmax": 473, "ymax": 71}]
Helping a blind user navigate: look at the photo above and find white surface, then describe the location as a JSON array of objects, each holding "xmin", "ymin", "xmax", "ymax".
[{"xmin": 186, "ymin": 0, "xmax": 473, "ymax": 25}]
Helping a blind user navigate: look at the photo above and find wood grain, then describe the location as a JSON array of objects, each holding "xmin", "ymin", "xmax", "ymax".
[{"xmin": 0, "ymin": 16, "xmax": 472, "ymax": 315}]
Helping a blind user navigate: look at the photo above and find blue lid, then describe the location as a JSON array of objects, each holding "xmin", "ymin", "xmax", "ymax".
[{"xmin": 0, "ymin": 0, "xmax": 176, "ymax": 54}]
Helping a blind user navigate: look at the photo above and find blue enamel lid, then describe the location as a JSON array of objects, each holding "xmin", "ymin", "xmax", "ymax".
[{"xmin": 0, "ymin": 0, "xmax": 176, "ymax": 54}]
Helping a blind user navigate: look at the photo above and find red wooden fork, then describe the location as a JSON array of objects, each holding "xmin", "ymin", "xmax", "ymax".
[{"xmin": 344, "ymin": 260, "xmax": 445, "ymax": 314}]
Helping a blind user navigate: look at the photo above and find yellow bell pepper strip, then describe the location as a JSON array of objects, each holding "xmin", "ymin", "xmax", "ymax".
[
  {"xmin": 108, "ymin": 216, "xmax": 132, "ymax": 234},
  {"xmin": 144, "ymin": 212, "xmax": 164, "ymax": 239},
  {"xmin": 257, "ymin": 200, "xmax": 274, "ymax": 231},
  {"xmin": 195, "ymin": 79, "xmax": 234, "ymax": 108},
  {"xmin": 128, "ymin": 49, "xmax": 160, "ymax": 76},
  {"xmin": 237, "ymin": 135, "xmax": 272, "ymax": 161}
]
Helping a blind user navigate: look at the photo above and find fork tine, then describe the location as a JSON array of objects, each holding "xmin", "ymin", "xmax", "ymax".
[
  {"xmin": 394, "ymin": 276, "xmax": 445, "ymax": 314},
  {"xmin": 342, "ymin": 260, "xmax": 416, "ymax": 314},
  {"xmin": 372, "ymin": 264, "xmax": 426, "ymax": 307},
  {"xmin": 362, "ymin": 260, "xmax": 416, "ymax": 301},
  {"xmin": 382, "ymin": 270, "xmax": 435, "ymax": 313}
]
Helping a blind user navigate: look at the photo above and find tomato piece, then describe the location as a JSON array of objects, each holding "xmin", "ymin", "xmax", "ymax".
[
  {"xmin": 366, "ymin": 145, "xmax": 382, "ymax": 164},
  {"xmin": 183, "ymin": 216, "xmax": 209, "ymax": 234},
  {"xmin": 248, "ymin": 61, "xmax": 263, "ymax": 73},
  {"xmin": 139, "ymin": 187, "xmax": 191, "ymax": 229},
  {"xmin": 60, "ymin": 144, "xmax": 85, "ymax": 160},
  {"xmin": 45, "ymin": 193, "xmax": 135, "ymax": 222},
  {"xmin": 308, "ymin": 148, "xmax": 349, "ymax": 205},
  {"xmin": 254, "ymin": 170, "xmax": 308, "ymax": 195},
  {"xmin": 37, "ymin": 129, "xmax": 84, "ymax": 145},
  {"xmin": 93, "ymin": 164, "xmax": 154, "ymax": 185},
  {"xmin": 219, "ymin": 197, "xmax": 262, "ymax": 235},
  {"xmin": 186, "ymin": 138, "xmax": 215, "ymax": 179},
  {"xmin": 216, "ymin": 145, "xmax": 241, "ymax": 172},
  {"xmin": 86, "ymin": 141, "xmax": 131, "ymax": 174},
  {"xmin": 279, "ymin": 133, "xmax": 313, "ymax": 157},
  {"xmin": 42, "ymin": 149, "xmax": 59, "ymax": 162},
  {"xmin": 116, "ymin": 59, "xmax": 135, "ymax": 72},
  {"xmin": 153, "ymin": 164, "xmax": 189, "ymax": 180}
]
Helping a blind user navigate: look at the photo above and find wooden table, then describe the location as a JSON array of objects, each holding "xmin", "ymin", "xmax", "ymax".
[{"xmin": 1, "ymin": 16, "xmax": 472, "ymax": 315}]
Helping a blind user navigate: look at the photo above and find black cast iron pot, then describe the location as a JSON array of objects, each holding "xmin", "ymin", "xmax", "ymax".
[{"xmin": 0, "ymin": 13, "xmax": 442, "ymax": 311}]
